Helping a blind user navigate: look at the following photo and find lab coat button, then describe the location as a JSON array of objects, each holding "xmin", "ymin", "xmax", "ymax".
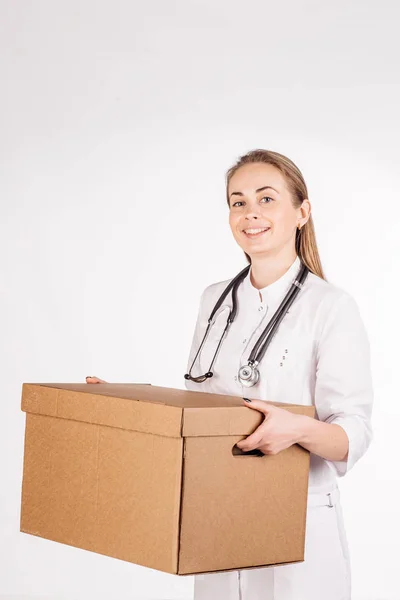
[{"xmin": 258, "ymin": 306, "xmax": 263, "ymax": 311}]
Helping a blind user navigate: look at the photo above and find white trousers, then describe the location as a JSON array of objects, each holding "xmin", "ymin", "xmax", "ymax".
[{"xmin": 193, "ymin": 485, "xmax": 351, "ymax": 600}]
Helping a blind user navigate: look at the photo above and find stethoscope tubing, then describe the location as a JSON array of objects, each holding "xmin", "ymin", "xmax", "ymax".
[
  {"xmin": 184, "ymin": 259, "xmax": 309, "ymax": 385},
  {"xmin": 208, "ymin": 265, "xmax": 250, "ymax": 325},
  {"xmin": 248, "ymin": 263, "xmax": 309, "ymax": 364}
]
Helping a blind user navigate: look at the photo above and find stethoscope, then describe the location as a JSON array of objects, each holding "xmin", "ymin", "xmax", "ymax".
[{"xmin": 184, "ymin": 259, "xmax": 310, "ymax": 387}]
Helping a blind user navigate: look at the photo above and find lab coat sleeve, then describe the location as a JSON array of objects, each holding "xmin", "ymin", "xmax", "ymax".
[{"xmin": 314, "ymin": 291, "xmax": 374, "ymax": 477}]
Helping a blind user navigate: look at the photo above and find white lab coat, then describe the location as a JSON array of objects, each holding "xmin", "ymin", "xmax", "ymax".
[{"xmin": 184, "ymin": 254, "xmax": 373, "ymax": 600}]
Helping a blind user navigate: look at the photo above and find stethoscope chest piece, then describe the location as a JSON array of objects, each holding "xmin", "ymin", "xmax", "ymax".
[
  {"xmin": 238, "ymin": 362, "xmax": 260, "ymax": 387},
  {"xmin": 184, "ymin": 259, "xmax": 309, "ymax": 386}
]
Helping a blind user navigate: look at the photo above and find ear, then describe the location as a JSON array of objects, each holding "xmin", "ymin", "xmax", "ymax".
[{"xmin": 298, "ymin": 198, "xmax": 311, "ymax": 226}]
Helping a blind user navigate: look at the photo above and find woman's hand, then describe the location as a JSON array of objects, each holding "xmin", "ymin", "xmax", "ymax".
[
  {"xmin": 85, "ymin": 376, "xmax": 108, "ymax": 384},
  {"xmin": 236, "ymin": 399, "xmax": 304, "ymax": 455}
]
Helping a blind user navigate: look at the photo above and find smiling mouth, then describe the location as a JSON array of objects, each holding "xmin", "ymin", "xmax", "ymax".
[{"xmin": 243, "ymin": 227, "xmax": 270, "ymax": 238}]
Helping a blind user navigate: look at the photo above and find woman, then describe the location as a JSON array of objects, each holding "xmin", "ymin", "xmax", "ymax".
[
  {"xmin": 87, "ymin": 149, "xmax": 373, "ymax": 600},
  {"xmin": 182, "ymin": 149, "xmax": 373, "ymax": 600}
]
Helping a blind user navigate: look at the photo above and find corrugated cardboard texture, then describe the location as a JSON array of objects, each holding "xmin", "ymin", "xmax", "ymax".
[
  {"xmin": 21, "ymin": 383, "xmax": 315, "ymax": 437},
  {"xmin": 21, "ymin": 383, "xmax": 183, "ymax": 438},
  {"xmin": 178, "ymin": 436, "xmax": 309, "ymax": 574},
  {"xmin": 21, "ymin": 412, "xmax": 183, "ymax": 572},
  {"xmin": 20, "ymin": 383, "xmax": 315, "ymax": 575}
]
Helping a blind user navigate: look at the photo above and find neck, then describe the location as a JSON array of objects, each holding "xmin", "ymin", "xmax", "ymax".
[{"xmin": 249, "ymin": 246, "xmax": 298, "ymax": 290}]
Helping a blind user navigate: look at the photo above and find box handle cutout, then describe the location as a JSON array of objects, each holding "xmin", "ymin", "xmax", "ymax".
[{"xmin": 232, "ymin": 444, "xmax": 264, "ymax": 457}]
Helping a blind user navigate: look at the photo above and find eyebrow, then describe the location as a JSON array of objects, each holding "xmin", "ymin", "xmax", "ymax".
[{"xmin": 229, "ymin": 185, "xmax": 279, "ymax": 199}]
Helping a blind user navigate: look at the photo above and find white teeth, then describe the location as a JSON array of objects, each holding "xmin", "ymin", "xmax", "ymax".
[{"xmin": 244, "ymin": 228, "xmax": 269, "ymax": 234}]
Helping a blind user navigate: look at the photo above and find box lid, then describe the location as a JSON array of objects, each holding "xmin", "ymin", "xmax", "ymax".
[{"xmin": 21, "ymin": 383, "xmax": 315, "ymax": 438}]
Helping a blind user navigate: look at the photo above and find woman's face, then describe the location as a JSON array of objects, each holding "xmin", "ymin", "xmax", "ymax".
[{"xmin": 228, "ymin": 162, "xmax": 309, "ymax": 259}]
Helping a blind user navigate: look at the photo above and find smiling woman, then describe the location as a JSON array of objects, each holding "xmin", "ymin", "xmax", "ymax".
[
  {"xmin": 226, "ymin": 150, "xmax": 316, "ymax": 289},
  {"xmin": 184, "ymin": 148, "xmax": 373, "ymax": 600}
]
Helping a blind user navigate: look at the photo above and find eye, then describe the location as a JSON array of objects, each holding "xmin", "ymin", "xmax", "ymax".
[{"xmin": 230, "ymin": 196, "xmax": 274, "ymax": 208}]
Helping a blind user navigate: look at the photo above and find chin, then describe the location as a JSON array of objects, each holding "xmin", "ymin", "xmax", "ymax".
[
  {"xmin": 249, "ymin": 242, "xmax": 277, "ymax": 254},
  {"xmin": 242, "ymin": 246, "xmax": 270, "ymax": 259}
]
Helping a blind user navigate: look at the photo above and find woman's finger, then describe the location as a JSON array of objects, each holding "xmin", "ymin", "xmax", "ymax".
[{"xmin": 236, "ymin": 429, "xmax": 264, "ymax": 451}]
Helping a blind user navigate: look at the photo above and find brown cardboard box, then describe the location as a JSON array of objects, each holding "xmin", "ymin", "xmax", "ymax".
[{"xmin": 20, "ymin": 382, "xmax": 315, "ymax": 575}]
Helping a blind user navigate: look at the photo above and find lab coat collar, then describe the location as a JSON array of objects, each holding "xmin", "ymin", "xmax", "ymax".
[{"xmin": 243, "ymin": 254, "xmax": 302, "ymax": 307}]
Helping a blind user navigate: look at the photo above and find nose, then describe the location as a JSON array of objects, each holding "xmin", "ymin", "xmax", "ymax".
[{"xmin": 244, "ymin": 205, "xmax": 262, "ymax": 219}]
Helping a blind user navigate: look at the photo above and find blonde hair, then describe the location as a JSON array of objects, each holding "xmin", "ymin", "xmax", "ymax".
[{"xmin": 225, "ymin": 149, "xmax": 326, "ymax": 280}]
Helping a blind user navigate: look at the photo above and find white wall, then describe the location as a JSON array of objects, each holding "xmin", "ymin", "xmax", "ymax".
[{"xmin": 1, "ymin": 1, "xmax": 399, "ymax": 599}]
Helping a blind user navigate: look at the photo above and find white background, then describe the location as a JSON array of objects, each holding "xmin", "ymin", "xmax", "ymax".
[{"xmin": 1, "ymin": 1, "xmax": 399, "ymax": 599}]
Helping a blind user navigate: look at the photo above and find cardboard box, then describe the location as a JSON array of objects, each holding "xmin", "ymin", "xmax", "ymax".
[{"xmin": 20, "ymin": 382, "xmax": 315, "ymax": 575}]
